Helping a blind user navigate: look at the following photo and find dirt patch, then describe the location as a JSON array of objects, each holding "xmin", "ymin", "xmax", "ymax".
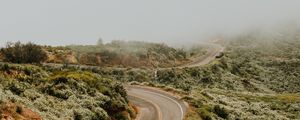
[{"xmin": 0, "ymin": 102, "xmax": 41, "ymax": 120}]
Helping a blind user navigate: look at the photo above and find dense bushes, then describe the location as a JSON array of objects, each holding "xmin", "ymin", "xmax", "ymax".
[
  {"xmin": 0, "ymin": 42, "xmax": 47, "ymax": 64},
  {"xmin": 0, "ymin": 63, "xmax": 135, "ymax": 120}
]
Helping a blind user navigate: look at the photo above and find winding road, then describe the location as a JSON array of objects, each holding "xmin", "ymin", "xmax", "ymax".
[
  {"xmin": 127, "ymin": 43, "xmax": 224, "ymax": 120},
  {"xmin": 179, "ymin": 44, "xmax": 224, "ymax": 68},
  {"xmin": 127, "ymin": 86, "xmax": 187, "ymax": 120},
  {"xmin": 0, "ymin": 42, "xmax": 223, "ymax": 120}
]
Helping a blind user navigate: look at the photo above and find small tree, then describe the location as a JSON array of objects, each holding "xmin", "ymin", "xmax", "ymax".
[
  {"xmin": 97, "ymin": 38, "xmax": 103, "ymax": 46},
  {"xmin": 0, "ymin": 41, "xmax": 47, "ymax": 63}
]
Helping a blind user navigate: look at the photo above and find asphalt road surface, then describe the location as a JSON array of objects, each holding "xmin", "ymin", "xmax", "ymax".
[
  {"xmin": 127, "ymin": 43, "xmax": 224, "ymax": 120},
  {"xmin": 127, "ymin": 86, "xmax": 187, "ymax": 120},
  {"xmin": 179, "ymin": 44, "xmax": 224, "ymax": 68}
]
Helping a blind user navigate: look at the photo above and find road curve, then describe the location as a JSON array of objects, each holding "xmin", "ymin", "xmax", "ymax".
[
  {"xmin": 179, "ymin": 44, "xmax": 224, "ymax": 68},
  {"xmin": 128, "ymin": 43, "xmax": 224, "ymax": 120},
  {"xmin": 37, "ymin": 42, "xmax": 224, "ymax": 120},
  {"xmin": 127, "ymin": 86, "xmax": 187, "ymax": 120},
  {"xmin": 127, "ymin": 95, "xmax": 160, "ymax": 120}
]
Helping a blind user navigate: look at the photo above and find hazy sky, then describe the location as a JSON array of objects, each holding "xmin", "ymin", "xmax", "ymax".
[{"xmin": 1, "ymin": 0, "xmax": 300, "ymax": 46}]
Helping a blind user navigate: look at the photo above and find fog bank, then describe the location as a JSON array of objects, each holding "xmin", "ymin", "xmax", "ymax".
[{"xmin": 1, "ymin": 0, "xmax": 300, "ymax": 47}]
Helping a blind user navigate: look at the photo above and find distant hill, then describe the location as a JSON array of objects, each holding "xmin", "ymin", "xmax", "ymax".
[{"xmin": 44, "ymin": 40, "xmax": 207, "ymax": 68}]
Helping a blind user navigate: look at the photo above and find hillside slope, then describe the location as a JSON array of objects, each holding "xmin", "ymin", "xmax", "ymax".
[
  {"xmin": 44, "ymin": 41, "xmax": 207, "ymax": 68},
  {"xmin": 0, "ymin": 63, "xmax": 136, "ymax": 120}
]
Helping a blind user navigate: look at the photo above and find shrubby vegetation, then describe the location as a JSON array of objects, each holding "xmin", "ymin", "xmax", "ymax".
[
  {"xmin": 0, "ymin": 41, "xmax": 47, "ymax": 64},
  {"xmin": 0, "ymin": 63, "xmax": 136, "ymax": 120},
  {"xmin": 1, "ymin": 26, "xmax": 299, "ymax": 119}
]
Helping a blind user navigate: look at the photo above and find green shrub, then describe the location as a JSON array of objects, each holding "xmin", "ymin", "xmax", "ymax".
[
  {"xmin": 1, "ymin": 63, "xmax": 10, "ymax": 71},
  {"xmin": 195, "ymin": 105, "xmax": 213, "ymax": 120},
  {"xmin": 197, "ymin": 108, "xmax": 212, "ymax": 120},
  {"xmin": 8, "ymin": 81, "xmax": 30, "ymax": 95},
  {"xmin": 213, "ymin": 105, "xmax": 229, "ymax": 119},
  {"xmin": 73, "ymin": 109, "xmax": 97, "ymax": 120},
  {"xmin": 93, "ymin": 108, "xmax": 110, "ymax": 120}
]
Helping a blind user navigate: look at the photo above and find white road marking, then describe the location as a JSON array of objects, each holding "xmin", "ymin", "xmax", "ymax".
[{"xmin": 141, "ymin": 90, "xmax": 184, "ymax": 120}]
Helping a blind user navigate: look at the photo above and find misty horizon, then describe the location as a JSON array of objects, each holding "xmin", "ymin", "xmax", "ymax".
[{"xmin": 1, "ymin": 0, "xmax": 300, "ymax": 47}]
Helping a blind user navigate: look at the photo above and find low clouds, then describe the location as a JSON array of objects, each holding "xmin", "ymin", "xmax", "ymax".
[{"xmin": 0, "ymin": 0, "xmax": 300, "ymax": 46}]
